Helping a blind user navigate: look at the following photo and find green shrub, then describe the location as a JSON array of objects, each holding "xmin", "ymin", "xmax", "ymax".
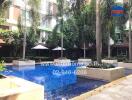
[
  {"xmin": 0, "ymin": 60, "xmax": 6, "ymax": 71},
  {"xmin": 116, "ymin": 55, "xmax": 127, "ymax": 62},
  {"xmin": 87, "ymin": 62, "xmax": 115, "ymax": 69},
  {"xmin": 124, "ymin": 60, "xmax": 132, "ymax": 63},
  {"xmin": 103, "ymin": 57, "xmax": 117, "ymax": 60},
  {"xmin": 1, "ymin": 57, "xmax": 21, "ymax": 63}
]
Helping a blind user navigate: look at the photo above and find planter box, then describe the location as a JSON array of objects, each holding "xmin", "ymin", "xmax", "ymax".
[
  {"xmin": 54, "ymin": 59, "xmax": 71, "ymax": 67},
  {"xmin": 78, "ymin": 59, "xmax": 92, "ymax": 66},
  {"xmin": 13, "ymin": 60, "xmax": 35, "ymax": 69},
  {"xmin": 0, "ymin": 76, "xmax": 44, "ymax": 100},
  {"xmin": 102, "ymin": 59, "xmax": 118, "ymax": 67},
  {"xmin": 118, "ymin": 62, "xmax": 132, "ymax": 69},
  {"xmin": 77, "ymin": 67, "xmax": 125, "ymax": 82}
]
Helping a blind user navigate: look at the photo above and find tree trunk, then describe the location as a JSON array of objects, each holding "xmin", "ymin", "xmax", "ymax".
[
  {"xmin": 96, "ymin": 0, "xmax": 102, "ymax": 63},
  {"xmin": 60, "ymin": 17, "xmax": 64, "ymax": 58},
  {"xmin": 129, "ymin": 9, "xmax": 132, "ymax": 62},
  {"xmin": 39, "ymin": 32, "xmax": 42, "ymax": 43},
  {"xmin": 60, "ymin": 0, "xmax": 64, "ymax": 59},
  {"xmin": 108, "ymin": 32, "xmax": 111, "ymax": 58},
  {"xmin": 22, "ymin": 0, "xmax": 27, "ymax": 60},
  {"xmin": 61, "ymin": 19, "xmax": 64, "ymax": 58},
  {"xmin": 83, "ymin": 42, "xmax": 86, "ymax": 59}
]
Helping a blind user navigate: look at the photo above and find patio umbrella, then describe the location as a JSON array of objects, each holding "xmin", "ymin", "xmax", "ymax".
[
  {"xmin": 52, "ymin": 46, "xmax": 66, "ymax": 51},
  {"xmin": 31, "ymin": 44, "xmax": 48, "ymax": 50},
  {"xmin": 31, "ymin": 44, "xmax": 49, "ymax": 60},
  {"xmin": 52, "ymin": 46, "xmax": 66, "ymax": 58}
]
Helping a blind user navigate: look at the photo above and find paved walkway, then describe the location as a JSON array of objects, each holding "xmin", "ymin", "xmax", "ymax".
[
  {"xmin": 71, "ymin": 75, "xmax": 132, "ymax": 100},
  {"xmin": 87, "ymin": 75, "xmax": 132, "ymax": 100}
]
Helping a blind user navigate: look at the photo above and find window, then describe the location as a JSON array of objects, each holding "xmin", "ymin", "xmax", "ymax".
[{"xmin": 21, "ymin": 10, "xmax": 31, "ymax": 22}]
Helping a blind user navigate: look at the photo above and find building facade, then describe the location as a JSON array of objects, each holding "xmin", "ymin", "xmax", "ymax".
[
  {"xmin": 4, "ymin": 0, "xmax": 57, "ymax": 43},
  {"xmin": 113, "ymin": 0, "xmax": 131, "ymax": 57}
]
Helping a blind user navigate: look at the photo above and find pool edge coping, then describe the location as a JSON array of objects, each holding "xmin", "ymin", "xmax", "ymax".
[{"xmin": 0, "ymin": 76, "xmax": 44, "ymax": 98}]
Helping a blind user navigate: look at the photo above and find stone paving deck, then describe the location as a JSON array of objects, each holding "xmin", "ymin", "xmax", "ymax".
[
  {"xmin": 87, "ymin": 75, "xmax": 132, "ymax": 100},
  {"xmin": 71, "ymin": 75, "xmax": 132, "ymax": 100}
]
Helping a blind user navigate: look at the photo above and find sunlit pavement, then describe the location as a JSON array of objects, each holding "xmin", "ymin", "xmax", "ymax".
[{"xmin": 87, "ymin": 75, "xmax": 132, "ymax": 100}]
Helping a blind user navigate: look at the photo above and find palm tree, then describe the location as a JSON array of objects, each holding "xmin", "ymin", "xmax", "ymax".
[
  {"xmin": 70, "ymin": 0, "xmax": 96, "ymax": 58},
  {"xmin": 101, "ymin": 0, "xmax": 114, "ymax": 58},
  {"xmin": 21, "ymin": 0, "xmax": 40, "ymax": 60},
  {"xmin": 96, "ymin": 0, "xmax": 102, "ymax": 63},
  {"xmin": 22, "ymin": 0, "xmax": 27, "ymax": 60},
  {"xmin": 96, "ymin": 0, "xmax": 115, "ymax": 62},
  {"xmin": 128, "ymin": 0, "xmax": 132, "ymax": 62},
  {"xmin": 54, "ymin": 0, "xmax": 65, "ymax": 58}
]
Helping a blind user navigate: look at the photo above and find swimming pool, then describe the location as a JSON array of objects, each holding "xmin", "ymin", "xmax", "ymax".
[{"xmin": 1, "ymin": 64, "xmax": 107, "ymax": 100}]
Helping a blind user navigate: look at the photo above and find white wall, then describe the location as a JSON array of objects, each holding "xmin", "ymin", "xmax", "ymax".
[
  {"xmin": 40, "ymin": 0, "xmax": 48, "ymax": 15},
  {"xmin": 115, "ymin": 0, "xmax": 123, "ymax": 3},
  {"xmin": 50, "ymin": 17, "xmax": 57, "ymax": 29},
  {"xmin": 125, "ymin": 20, "xmax": 132, "ymax": 31}
]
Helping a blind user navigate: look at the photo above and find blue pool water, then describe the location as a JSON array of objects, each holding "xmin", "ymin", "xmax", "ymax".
[
  {"xmin": 1, "ymin": 64, "xmax": 108, "ymax": 100},
  {"xmin": 1, "ymin": 64, "xmax": 77, "ymax": 92}
]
